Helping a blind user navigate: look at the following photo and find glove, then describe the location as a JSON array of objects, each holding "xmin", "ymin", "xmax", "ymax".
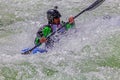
[
  {"xmin": 68, "ymin": 16, "xmax": 74, "ymax": 24},
  {"xmin": 40, "ymin": 37, "xmax": 47, "ymax": 43}
]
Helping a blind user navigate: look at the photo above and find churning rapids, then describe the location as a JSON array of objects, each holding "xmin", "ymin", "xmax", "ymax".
[{"xmin": 0, "ymin": 0, "xmax": 120, "ymax": 80}]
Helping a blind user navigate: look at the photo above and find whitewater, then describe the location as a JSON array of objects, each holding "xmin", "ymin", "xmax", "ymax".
[{"xmin": 0, "ymin": 0, "xmax": 120, "ymax": 80}]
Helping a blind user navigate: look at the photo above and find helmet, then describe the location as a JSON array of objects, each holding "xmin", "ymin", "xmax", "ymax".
[{"xmin": 47, "ymin": 9, "xmax": 61, "ymax": 24}]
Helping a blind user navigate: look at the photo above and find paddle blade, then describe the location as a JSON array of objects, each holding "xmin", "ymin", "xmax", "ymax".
[
  {"xmin": 86, "ymin": 0, "xmax": 105, "ymax": 11},
  {"xmin": 74, "ymin": 0, "xmax": 105, "ymax": 19},
  {"xmin": 21, "ymin": 51, "xmax": 31, "ymax": 55},
  {"xmin": 21, "ymin": 48, "xmax": 31, "ymax": 55}
]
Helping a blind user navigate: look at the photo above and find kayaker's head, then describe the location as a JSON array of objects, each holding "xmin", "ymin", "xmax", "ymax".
[{"xmin": 47, "ymin": 7, "xmax": 61, "ymax": 25}]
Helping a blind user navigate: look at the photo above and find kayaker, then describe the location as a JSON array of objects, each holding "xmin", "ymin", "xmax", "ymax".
[{"xmin": 34, "ymin": 6, "xmax": 75, "ymax": 48}]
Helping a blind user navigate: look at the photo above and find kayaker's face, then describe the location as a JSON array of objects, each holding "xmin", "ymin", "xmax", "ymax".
[{"xmin": 53, "ymin": 18, "xmax": 60, "ymax": 24}]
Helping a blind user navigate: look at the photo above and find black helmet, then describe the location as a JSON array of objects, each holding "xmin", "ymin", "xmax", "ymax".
[{"xmin": 47, "ymin": 9, "xmax": 61, "ymax": 24}]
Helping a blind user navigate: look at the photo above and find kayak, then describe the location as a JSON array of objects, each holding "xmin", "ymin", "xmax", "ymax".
[{"xmin": 21, "ymin": 47, "xmax": 47, "ymax": 54}]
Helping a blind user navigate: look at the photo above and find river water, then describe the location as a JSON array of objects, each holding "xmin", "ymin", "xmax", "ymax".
[{"xmin": 0, "ymin": 0, "xmax": 120, "ymax": 80}]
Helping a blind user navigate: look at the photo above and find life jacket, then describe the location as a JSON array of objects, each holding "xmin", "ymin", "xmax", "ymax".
[
  {"xmin": 50, "ymin": 24, "xmax": 62, "ymax": 32},
  {"xmin": 35, "ymin": 23, "xmax": 74, "ymax": 45},
  {"xmin": 34, "ymin": 24, "xmax": 62, "ymax": 45},
  {"xmin": 42, "ymin": 25, "xmax": 52, "ymax": 37}
]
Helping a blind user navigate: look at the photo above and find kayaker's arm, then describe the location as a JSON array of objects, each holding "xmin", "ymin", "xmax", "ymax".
[
  {"xmin": 62, "ymin": 16, "xmax": 75, "ymax": 31},
  {"xmin": 35, "ymin": 25, "xmax": 52, "ymax": 45},
  {"xmin": 37, "ymin": 28, "xmax": 44, "ymax": 37}
]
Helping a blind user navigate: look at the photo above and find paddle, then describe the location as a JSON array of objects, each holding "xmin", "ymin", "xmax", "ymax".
[{"xmin": 21, "ymin": 0, "xmax": 105, "ymax": 55}]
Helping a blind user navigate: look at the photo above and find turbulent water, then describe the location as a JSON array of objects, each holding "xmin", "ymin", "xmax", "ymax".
[{"xmin": 0, "ymin": 0, "xmax": 120, "ymax": 80}]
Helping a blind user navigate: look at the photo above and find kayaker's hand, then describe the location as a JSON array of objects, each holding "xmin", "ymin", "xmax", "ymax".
[
  {"xmin": 40, "ymin": 37, "xmax": 47, "ymax": 43},
  {"xmin": 68, "ymin": 16, "xmax": 74, "ymax": 24}
]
